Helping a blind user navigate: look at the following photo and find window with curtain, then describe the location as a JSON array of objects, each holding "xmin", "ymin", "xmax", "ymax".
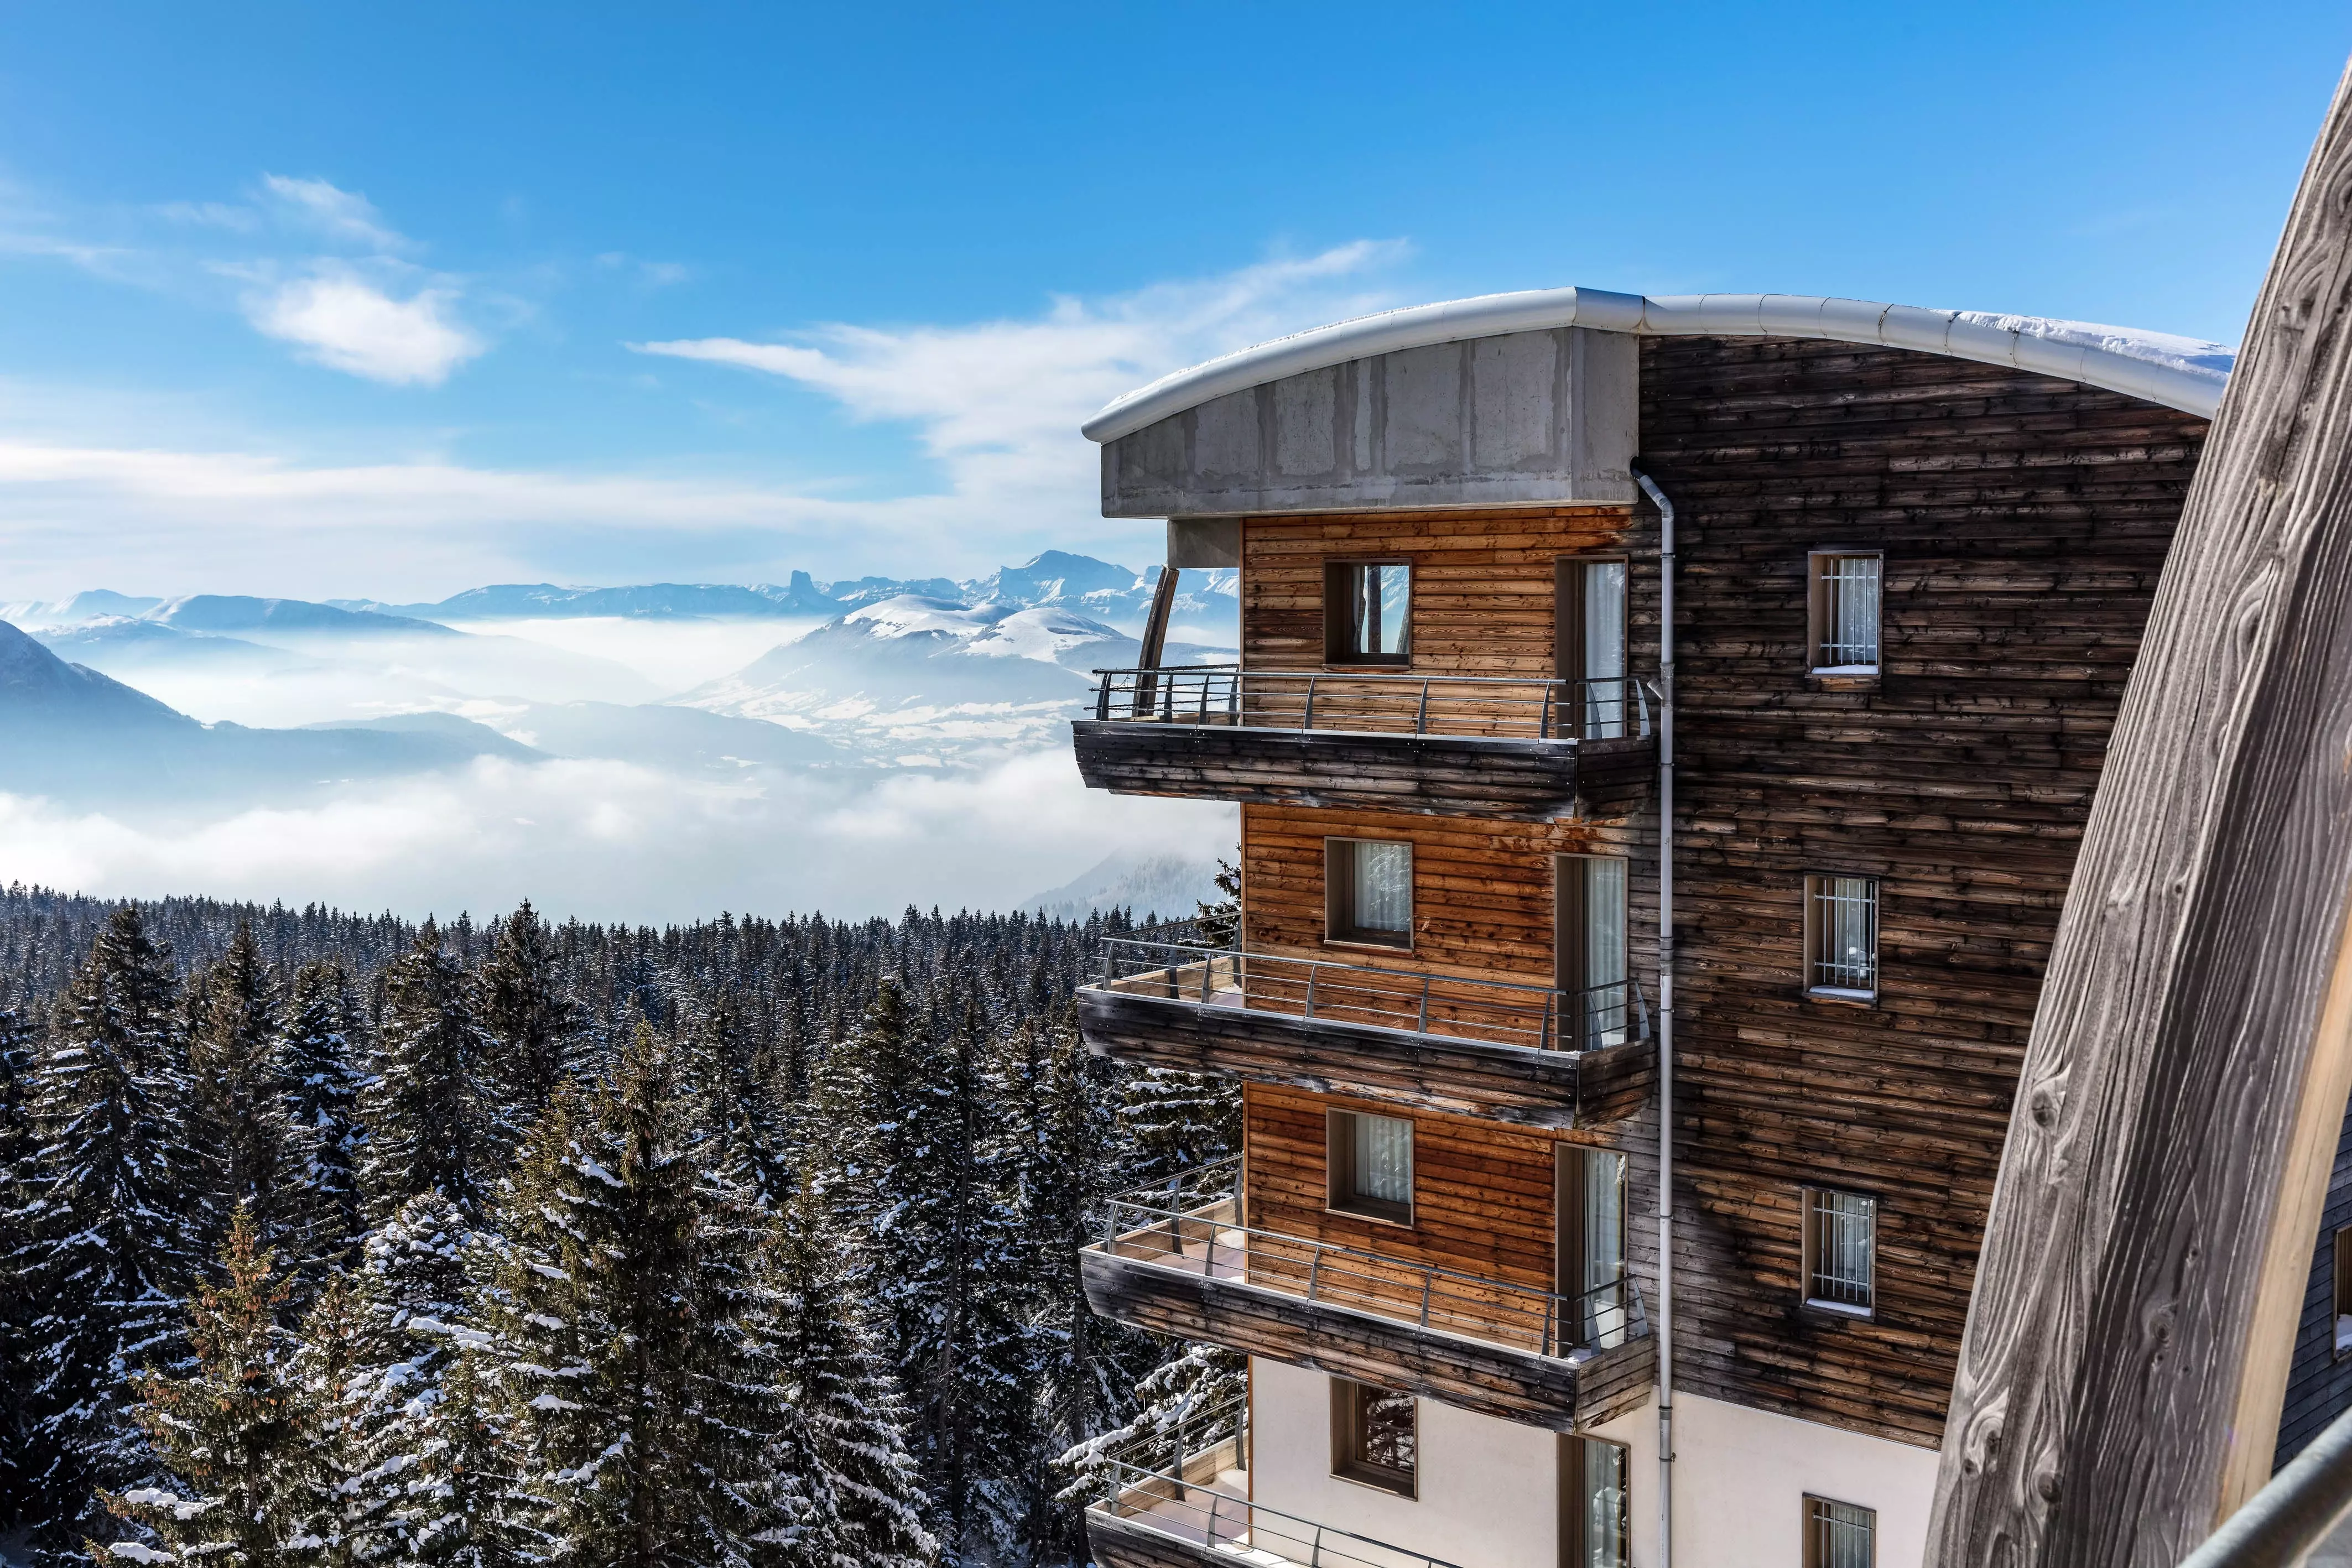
[
  {"xmin": 1808, "ymin": 551, "xmax": 1883, "ymax": 673},
  {"xmin": 1557, "ymin": 557, "xmax": 1630, "ymax": 739},
  {"xmin": 1558, "ymin": 855, "xmax": 1630, "ymax": 1046},
  {"xmin": 1803, "ymin": 1496, "xmax": 1877, "ymax": 1568},
  {"xmin": 1330, "ymin": 1379, "xmax": 1417, "ymax": 1496},
  {"xmin": 1562, "ymin": 1437, "xmax": 1631, "ymax": 1568},
  {"xmin": 1802, "ymin": 1187, "xmax": 1876, "ymax": 1315},
  {"xmin": 1328, "ymin": 1110, "xmax": 1413, "ymax": 1223},
  {"xmin": 1558, "ymin": 1147, "xmax": 1628, "ymax": 1350},
  {"xmin": 1328, "ymin": 838, "xmax": 1413, "ymax": 947},
  {"xmin": 1805, "ymin": 874, "xmax": 1879, "ymax": 999},
  {"xmin": 1324, "ymin": 561, "xmax": 1412, "ymax": 664}
]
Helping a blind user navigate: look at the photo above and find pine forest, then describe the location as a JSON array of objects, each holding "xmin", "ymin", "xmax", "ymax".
[{"xmin": 0, "ymin": 878, "xmax": 1243, "ymax": 1567}]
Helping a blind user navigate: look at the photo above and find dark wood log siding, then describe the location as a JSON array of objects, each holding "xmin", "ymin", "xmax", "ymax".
[
  {"xmin": 1070, "ymin": 722, "xmax": 1647, "ymax": 822},
  {"xmin": 1076, "ymin": 987, "xmax": 1652, "ymax": 1129},
  {"xmin": 1085, "ymin": 1512, "xmax": 1230, "ymax": 1568},
  {"xmin": 1078, "ymin": 1241, "xmax": 1657, "ymax": 1432},
  {"xmin": 1638, "ymin": 335, "xmax": 2210, "ymax": 1449},
  {"xmin": 2275, "ymin": 1093, "xmax": 2352, "ymax": 1470}
]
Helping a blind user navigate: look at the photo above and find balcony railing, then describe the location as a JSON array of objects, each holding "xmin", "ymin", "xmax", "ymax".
[
  {"xmin": 1096, "ymin": 927, "xmax": 1652, "ymax": 1056},
  {"xmin": 1089, "ymin": 1458, "xmax": 1466, "ymax": 1568},
  {"xmin": 1096, "ymin": 1159, "xmax": 1648, "ymax": 1358},
  {"xmin": 1091, "ymin": 666, "xmax": 1653, "ymax": 743}
]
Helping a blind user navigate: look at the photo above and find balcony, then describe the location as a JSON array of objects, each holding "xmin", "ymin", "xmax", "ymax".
[
  {"xmin": 1079, "ymin": 1161, "xmax": 1656, "ymax": 1435},
  {"xmin": 1071, "ymin": 668, "xmax": 1655, "ymax": 821},
  {"xmin": 1079, "ymin": 924, "xmax": 1652, "ymax": 1130},
  {"xmin": 1087, "ymin": 1467, "xmax": 1466, "ymax": 1568}
]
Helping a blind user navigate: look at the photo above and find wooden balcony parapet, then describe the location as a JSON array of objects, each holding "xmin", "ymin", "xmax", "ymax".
[
  {"xmin": 1073, "ymin": 667, "xmax": 1656, "ymax": 821},
  {"xmin": 1079, "ymin": 937, "xmax": 1653, "ymax": 1130},
  {"xmin": 1078, "ymin": 1178, "xmax": 1656, "ymax": 1436}
]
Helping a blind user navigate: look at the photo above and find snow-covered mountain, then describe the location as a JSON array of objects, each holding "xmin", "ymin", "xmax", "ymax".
[{"xmin": 676, "ymin": 595, "xmax": 1226, "ymax": 760}]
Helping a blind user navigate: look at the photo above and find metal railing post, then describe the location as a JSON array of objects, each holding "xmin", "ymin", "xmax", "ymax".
[
  {"xmin": 1304, "ymin": 966, "xmax": 1318, "ymax": 1018},
  {"xmin": 1303, "ymin": 676, "xmax": 1317, "ymax": 730},
  {"xmin": 1416, "ymin": 680, "xmax": 1429, "ymax": 733},
  {"xmin": 1419, "ymin": 1272, "xmax": 1433, "ymax": 1327},
  {"xmin": 1096, "ymin": 676, "xmax": 1111, "ymax": 721},
  {"xmin": 1418, "ymin": 975, "xmax": 1430, "ymax": 1034},
  {"xmin": 1307, "ymin": 1248, "xmax": 1322, "ymax": 1300},
  {"xmin": 1541, "ymin": 681, "xmax": 1553, "ymax": 739}
]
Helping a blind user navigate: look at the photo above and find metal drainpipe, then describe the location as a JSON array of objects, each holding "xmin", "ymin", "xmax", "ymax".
[{"xmin": 1631, "ymin": 465, "xmax": 1676, "ymax": 1568}]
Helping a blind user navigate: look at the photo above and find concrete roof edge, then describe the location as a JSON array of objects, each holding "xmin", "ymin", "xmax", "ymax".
[{"xmin": 1081, "ymin": 288, "xmax": 2226, "ymax": 442}]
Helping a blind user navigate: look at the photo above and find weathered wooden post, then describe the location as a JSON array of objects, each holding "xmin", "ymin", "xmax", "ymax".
[{"xmin": 1928, "ymin": 55, "xmax": 2352, "ymax": 1567}]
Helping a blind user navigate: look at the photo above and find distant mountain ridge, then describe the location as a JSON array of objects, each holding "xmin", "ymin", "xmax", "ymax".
[{"xmin": 3, "ymin": 550, "xmax": 1241, "ymax": 637}]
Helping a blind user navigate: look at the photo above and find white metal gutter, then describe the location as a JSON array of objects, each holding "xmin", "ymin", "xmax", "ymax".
[{"xmin": 1080, "ymin": 287, "xmax": 2232, "ymax": 442}]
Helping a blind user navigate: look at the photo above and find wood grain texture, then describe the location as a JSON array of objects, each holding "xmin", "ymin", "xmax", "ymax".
[
  {"xmin": 1074, "ymin": 986, "xmax": 1652, "ymax": 1129},
  {"xmin": 1083, "ymin": 1511, "xmax": 1229, "ymax": 1568},
  {"xmin": 1927, "ymin": 60, "xmax": 2352, "ymax": 1566},
  {"xmin": 1071, "ymin": 721, "xmax": 1652, "ymax": 821},
  {"xmin": 1076, "ymin": 1243, "xmax": 1656, "ymax": 1433},
  {"xmin": 1634, "ymin": 335, "xmax": 2211, "ymax": 1450}
]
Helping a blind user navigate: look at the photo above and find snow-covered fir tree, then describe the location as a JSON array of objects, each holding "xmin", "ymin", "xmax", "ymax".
[
  {"xmin": 0, "ymin": 889, "xmax": 1234, "ymax": 1566},
  {"xmin": 97, "ymin": 1206, "xmax": 318, "ymax": 1567},
  {"xmin": 481, "ymin": 1026, "xmax": 798, "ymax": 1566},
  {"xmin": 475, "ymin": 900, "xmax": 582, "ymax": 1158},
  {"xmin": 18, "ymin": 904, "xmax": 197, "ymax": 1560},
  {"xmin": 0, "ymin": 1001, "xmax": 41, "ymax": 1537},
  {"xmin": 282, "ymin": 959, "xmax": 368, "ymax": 1271},
  {"xmin": 340, "ymin": 1190, "xmax": 482, "ymax": 1565},
  {"xmin": 188, "ymin": 923, "xmax": 320, "ymax": 1273},
  {"xmin": 757, "ymin": 1167, "xmax": 935, "ymax": 1568},
  {"xmin": 361, "ymin": 923, "xmax": 493, "ymax": 1223}
]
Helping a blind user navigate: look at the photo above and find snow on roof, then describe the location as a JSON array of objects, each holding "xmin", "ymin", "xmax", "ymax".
[{"xmin": 1081, "ymin": 288, "xmax": 2235, "ymax": 442}]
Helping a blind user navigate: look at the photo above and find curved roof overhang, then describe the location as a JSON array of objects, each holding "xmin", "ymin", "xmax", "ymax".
[{"xmin": 1082, "ymin": 286, "xmax": 2234, "ymax": 443}]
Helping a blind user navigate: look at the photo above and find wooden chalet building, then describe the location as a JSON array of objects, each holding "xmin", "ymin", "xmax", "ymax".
[{"xmin": 1054, "ymin": 288, "xmax": 2352, "ymax": 1568}]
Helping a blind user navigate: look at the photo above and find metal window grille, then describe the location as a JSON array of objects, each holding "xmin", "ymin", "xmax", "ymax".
[
  {"xmin": 1805, "ymin": 1190, "xmax": 1876, "ymax": 1311},
  {"xmin": 1808, "ymin": 875, "xmax": 1879, "ymax": 994},
  {"xmin": 1814, "ymin": 554, "xmax": 1881, "ymax": 669},
  {"xmin": 1804, "ymin": 1495, "xmax": 1876, "ymax": 1568}
]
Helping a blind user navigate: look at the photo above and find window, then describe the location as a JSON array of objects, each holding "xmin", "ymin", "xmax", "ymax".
[
  {"xmin": 1803, "ymin": 1496, "xmax": 1876, "ymax": 1568},
  {"xmin": 1556, "ymin": 557, "xmax": 1630, "ymax": 738},
  {"xmin": 1560, "ymin": 1436, "xmax": 1630, "ymax": 1568},
  {"xmin": 1805, "ymin": 874, "xmax": 1879, "ymax": 1000},
  {"xmin": 1557, "ymin": 855, "xmax": 1631, "ymax": 1047},
  {"xmin": 1331, "ymin": 1379, "xmax": 1417, "ymax": 1496},
  {"xmin": 1802, "ymin": 1188, "xmax": 1876, "ymax": 1316},
  {"xmin": 1327, "ymin": 838, "xmax": 1413, "ymax": 949},
  {"xmin": 2334, "ymin": 1227, "xmax": 2352, "ymax": 1357},
  {"xmin": 1328, "ymin": 1110, "xmax": 1414, "ymax": 1225},
  {"xmin": 1557, "ymin": 1147, "xmax": 1629, "ymax": 1349},
  {"xmin": 1808, "ymin": 551, "xmax": 1882, "ymax": 674},
  {"xmin": 1325, "ymin": 561, "xmax": 1412, "ymax": 664}
]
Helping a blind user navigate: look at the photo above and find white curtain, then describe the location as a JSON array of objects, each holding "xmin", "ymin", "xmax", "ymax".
[
  {"xmin": 1354, "ymin": 841, "xmax": 1412, "ymax": 934},
  {"xmin": 1582, "ymin": 561, "xmax": 1627, "ymax": 738},
  {"xmin": 1355, "ymin": 1114, "xmax": 1412, "ymax": 1206}
]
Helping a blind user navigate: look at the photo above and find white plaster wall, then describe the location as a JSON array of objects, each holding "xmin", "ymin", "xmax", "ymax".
[
  {"xmin": 1662, "ymin": 1392, "xmax": 1940, "ymax": 1568},
  {"xmin": 1250, "ymin": 1357, "xmax": 1565, "ymax": 1568}
]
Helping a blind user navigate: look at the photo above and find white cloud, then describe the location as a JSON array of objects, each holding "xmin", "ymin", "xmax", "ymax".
[
  {"xmin": 634, "ymin": 239, "xmax": 1409, "ymax": 503},
  {"xmin": 0, "ymin": 751, "xmax": 1232, "ymax": 925},
  {"xmin": 261, "ymin": 174, "xmax": 409, "ymax": 252},
  {"xmin": 243, "ymin": 264, "xmax": 483, "ymax": 385},
  {"xmin": 0, "ymin": 243, "xmax": 1411, "ymax": 595}
]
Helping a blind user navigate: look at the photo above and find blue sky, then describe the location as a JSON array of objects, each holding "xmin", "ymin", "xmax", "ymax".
[{"xmin": 1, "ymin": 1, "xmax": 2346, "ymax": 602}]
